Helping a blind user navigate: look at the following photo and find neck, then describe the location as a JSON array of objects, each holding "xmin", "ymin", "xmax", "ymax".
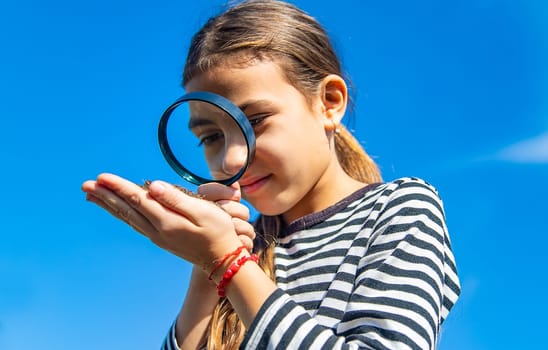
[{"xmin": 282, "ymin": 162, "xmax": 366, "ymax": 225}]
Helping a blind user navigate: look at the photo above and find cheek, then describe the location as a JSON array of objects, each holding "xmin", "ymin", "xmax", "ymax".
[
  {"xmin": 250, "ymin": 140, "xmax": 285, "ymax": 172},
  {"xmin": 252, "ymin": 117, "xmax": 329, "ymax": 172},
  {"xmin": 251, "ymin": 126, "xmax": 290, "ymax": 163}
]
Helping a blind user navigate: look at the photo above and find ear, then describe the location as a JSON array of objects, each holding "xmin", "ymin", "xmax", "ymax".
[{"xmin": 319, "ymin": 74, "xmax": 347, "ymax": 132}]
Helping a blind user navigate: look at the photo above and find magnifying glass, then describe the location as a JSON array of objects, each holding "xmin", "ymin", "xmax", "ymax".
[{"xmin": 158, "ymin": 92, "xmax": 256, "ymax": 186}]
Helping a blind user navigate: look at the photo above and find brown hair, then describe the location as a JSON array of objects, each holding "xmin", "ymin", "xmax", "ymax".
[{"xmin": 182, "ymin": 1, "xmax": 382, "ymax": 348}]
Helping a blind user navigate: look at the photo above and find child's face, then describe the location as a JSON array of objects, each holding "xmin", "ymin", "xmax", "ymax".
[{"xmin": 185, "ymin": 60, "xmax": 336, "ymax": 221}]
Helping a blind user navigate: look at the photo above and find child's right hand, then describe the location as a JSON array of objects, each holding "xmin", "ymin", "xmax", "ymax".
[{"xmin": 198, "ymin": 182, "xmax": 255, "ymax": 252}]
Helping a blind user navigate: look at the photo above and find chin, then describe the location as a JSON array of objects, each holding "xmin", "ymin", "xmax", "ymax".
[{"xmin": 246, "ymin": 197, "xmax": 288, "ymax": 217}]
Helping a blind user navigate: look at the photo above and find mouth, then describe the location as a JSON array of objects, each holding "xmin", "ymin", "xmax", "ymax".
[{"xmin": 240, "ymin": 175, "xmax": 271, "ymax": 194}]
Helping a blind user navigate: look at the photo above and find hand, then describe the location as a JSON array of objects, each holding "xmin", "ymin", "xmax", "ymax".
[
  {"xmin": 182, "ymin": 182, "xmax": 256, "ymax": 287},
  {"xmin": 82, "ymin": 173, "xmax": 243, "ymax": 270},
  {"xmin": 198, "ymin": 182, "xmax": 256, "ymax": 252}
]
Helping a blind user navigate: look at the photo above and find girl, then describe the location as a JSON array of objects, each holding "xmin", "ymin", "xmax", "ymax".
[{"xmin": 82, "ymin": 1, "xmax": 460, "ymax": 349}]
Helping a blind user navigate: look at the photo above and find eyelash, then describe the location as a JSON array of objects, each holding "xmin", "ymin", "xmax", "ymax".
[
  {"xmin": 198, "ymin": 132, "xmax": 224, "ymax": 147},
  {"xmin": 249, "ymin": 114, "xmax": 269, "ymax": 127},
  {"xmin": 197, "ymin": 113, "xmax": 270, "ymax": 146}
]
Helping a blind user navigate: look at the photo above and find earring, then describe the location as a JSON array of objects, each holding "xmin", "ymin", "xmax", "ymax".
[{"xmin": 332, "ymin": 120, "xmax": 340, "ymax": 134}]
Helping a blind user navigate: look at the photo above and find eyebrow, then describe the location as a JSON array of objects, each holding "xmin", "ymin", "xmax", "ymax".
[
  {"xmin": 238, "ymin": 99, "xmax": 275, "ymax": 113},
  {"xmin": 188, "ymin": 117, "xmax": 215, "ymax": 129},
  {"xmin": 188, "ymin": 99, "xmax": 275, "ymax": 129}
]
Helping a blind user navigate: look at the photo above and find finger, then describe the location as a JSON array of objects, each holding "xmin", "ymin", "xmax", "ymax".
[
  {"xmin": 238, "ymin": 235, "xmax": 254, "ymax": 252},
  {"xmin": 232, "ymin": 218, "xmax": 255, "ymax": 238},
  {"xmin": 84, "ymin": 181, "xmax": 133, "ymax": 220},
  {"xmin": 82, "ymin": 180, "xmax": 94, "ymax": 192},
  {"xmin": 198, "ymin": 182, "xmax": 241, "ymax": 202},
  {"xmin": 86, "ymin": 193, "xmax": 147, "ymax": 235},
  {"xmin": 95, "ymin": 174, "xmax": 195, "ymax": 226},
  {"xmin": 95, "ymin": 175, "xmax": 231, "ymax": 241},
  {"xmin": 95, "ymin": 173, "xmax": 152, "ymax": 209},
  {"xmin": 215, "ymin": 200, "xmax": 250, "ymax": 221},
  {"xmin": 85, "ymin": 185, "xmax": 157, "ymax": 237},
  {"xmin": 146, "ymin": 180, "xmax": 228, "ymax": 226},
  {"xmin": 232, "ymin": 218, "xmax": 255, "ymax": 251}
]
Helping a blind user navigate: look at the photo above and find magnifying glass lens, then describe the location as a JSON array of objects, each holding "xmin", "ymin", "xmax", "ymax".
[{"xmin": 162, "ymin": 98, "xmax": 250, "ymax": 184}]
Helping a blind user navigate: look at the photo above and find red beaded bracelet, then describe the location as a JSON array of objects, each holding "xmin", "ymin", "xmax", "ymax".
[
  {"xmin": 208, "ymin": 245, "xmax": 247, "ymax": 281},
  {"xmin": 217, "ymin": 254, "xmax": 259, "ymax": 297}
]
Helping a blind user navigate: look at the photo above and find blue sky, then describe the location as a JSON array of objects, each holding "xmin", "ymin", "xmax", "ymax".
[{"xmin": 1, "ymin": 0, "xmax": 547, "ymax": 349}]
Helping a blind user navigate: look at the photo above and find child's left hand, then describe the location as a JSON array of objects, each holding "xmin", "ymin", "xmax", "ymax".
[
  {"xmin": 82, "ymin": 173, "xmax": 244, "ymax": 270},
  {"xmin": 197, "ymin": 181, "xmax": 255, "ymax": 251}
]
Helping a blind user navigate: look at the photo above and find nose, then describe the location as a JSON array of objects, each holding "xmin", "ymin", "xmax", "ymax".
[{"xmin": 222, "ymin": 141, "xmax": 247, "ymax": 176}]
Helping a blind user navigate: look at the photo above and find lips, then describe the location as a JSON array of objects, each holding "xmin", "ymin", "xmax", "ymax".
[{"xmin": 240, "ymin": 174, "xmax": 271, "ymax": 194}]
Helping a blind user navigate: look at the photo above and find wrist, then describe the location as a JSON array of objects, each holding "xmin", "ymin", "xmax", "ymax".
[
  {"xmin": 215, "ymin": 253, "xmax": 258, "ymax": 297},
  {"xmin": 190, "ymin": 265, "xmax": 218, "ymax": 289},
  {"xmin": 200, "ymin": 243, "xmax": 249, "ymax": 281},
  {"xmin": 208, "ymin": 248, "xmax": 250, "ymax": 284},
  {"xmin": 198, "ymin": 241, "xmax": 243, "ymax": 272}
]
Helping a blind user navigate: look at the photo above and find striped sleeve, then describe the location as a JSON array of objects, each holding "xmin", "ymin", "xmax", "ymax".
[
  {"xmin": 160, "ymin": 321, "xmax": 181, "ymax": 350},
  {"xmin": 341, "ymin": 179, "xmax": 460, "ymax": 349},
  {"xmin": 241, "ymin": 178, "xmax": 460, "ymax": 349}
]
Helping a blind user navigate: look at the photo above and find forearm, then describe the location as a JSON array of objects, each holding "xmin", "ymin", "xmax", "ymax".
[
  {"xmin": 175, "ymin": 266, "xmax": 219, "ymax": 349},
  {"xmin": 210, "ymin": 252, "xmax": 277, "ymax": 329}
]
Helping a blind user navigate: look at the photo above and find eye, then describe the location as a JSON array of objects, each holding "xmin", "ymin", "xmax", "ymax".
[
  {"xmin": 198, "ymin": 132, "xmax": 224, "ymax": 147},
  {"xmin": 249, "ymin": 114, "xmax": 270, "ymax": 127}
]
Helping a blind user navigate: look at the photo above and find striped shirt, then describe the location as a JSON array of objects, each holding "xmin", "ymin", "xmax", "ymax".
[{"xmin": 163, "ymin": 177, "xmax": 461, "ymax": 349}]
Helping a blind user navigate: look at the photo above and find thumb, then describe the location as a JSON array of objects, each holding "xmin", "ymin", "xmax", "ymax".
[
  {"xmin": 147, "ymin": 180, "xmax": 210, "ymax": 222},
  {"xmin": 198, "ymin": 181, "xmax": 241, "ymax": 202},
  {"xmin": 229, "ymin": 182, "xmax": 242, "ymax": 198}
]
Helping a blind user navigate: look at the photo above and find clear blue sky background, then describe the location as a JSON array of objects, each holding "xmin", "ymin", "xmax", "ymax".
[{"xmin": 1, "ymin": 1, "xmax": 547, "ymax": 349}]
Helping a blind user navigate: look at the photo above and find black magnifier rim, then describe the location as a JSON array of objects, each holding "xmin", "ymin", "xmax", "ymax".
[{"xmin": 158, "ymin": 91, "xmax": 256, "ymax": 186}]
